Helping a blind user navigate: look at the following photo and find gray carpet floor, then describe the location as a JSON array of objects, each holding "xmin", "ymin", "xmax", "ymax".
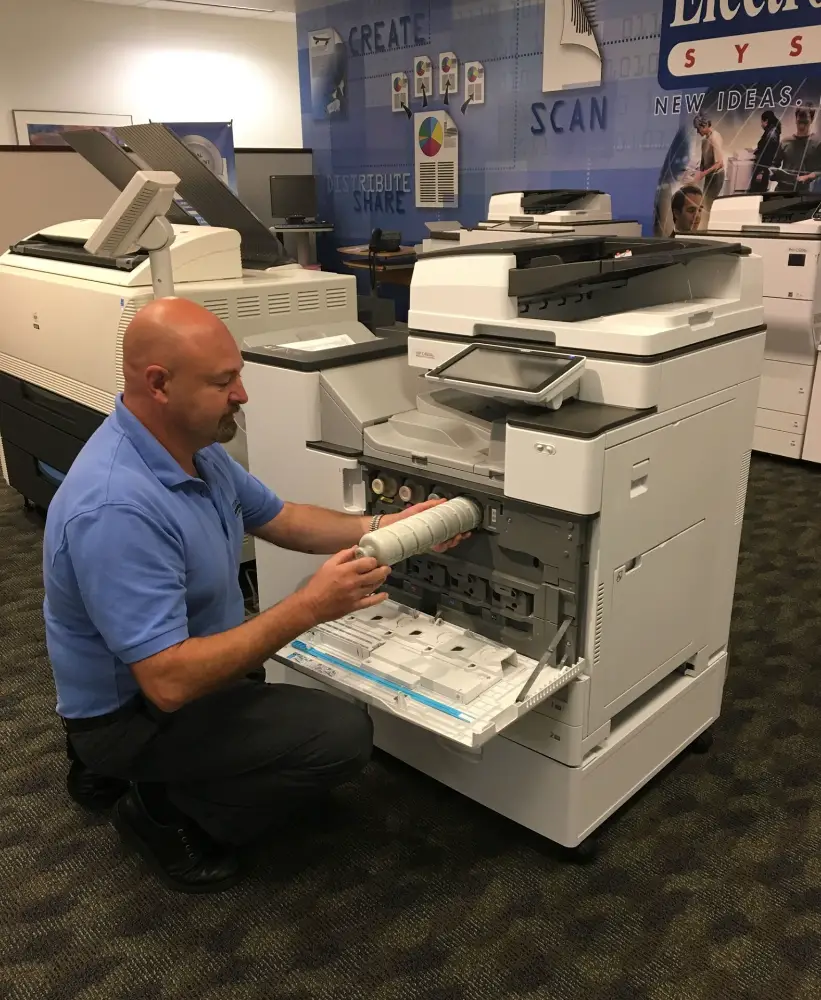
[{"xmin": 2, "ymin": 456, "xmax": 821, "ymax": 1000}]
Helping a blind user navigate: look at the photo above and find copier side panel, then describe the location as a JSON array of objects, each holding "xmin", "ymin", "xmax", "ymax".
[
  {"xmin": 585, "ymin": 379, "xmax": 758, "ymax": 731},
  {"xmin": 243, "ymin": 359, "xmax": 364, "ymax": 614}
]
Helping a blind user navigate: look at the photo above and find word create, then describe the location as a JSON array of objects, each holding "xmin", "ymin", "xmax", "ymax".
[{"xmin": 348, "ymin": 14, "xmax": 427, "ymax": 56}]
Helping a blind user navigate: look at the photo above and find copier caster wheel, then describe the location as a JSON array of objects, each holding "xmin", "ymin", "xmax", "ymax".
[
  {"xmin": 690, "ymin": 730, "xmax": 714, "ymax": 755},
  {"xmin": 564, "ymin": 837, "xmax": 598, "ymax": 864}
]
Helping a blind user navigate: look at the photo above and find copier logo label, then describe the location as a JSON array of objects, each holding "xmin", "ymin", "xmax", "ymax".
[{"xmin": 658, "ymin": 0, "xmax": 820, "ymax": 91}]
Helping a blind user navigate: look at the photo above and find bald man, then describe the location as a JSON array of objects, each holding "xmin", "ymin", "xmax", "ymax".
[{"xmin": 43, "ymin": 298, "xmax": 462, "ymax": 893}]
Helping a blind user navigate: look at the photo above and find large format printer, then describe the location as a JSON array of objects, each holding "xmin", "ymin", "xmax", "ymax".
[
  {"xmin": 0, "ymin": 222, "xmax": 357, "ymax": 517},
  {"xmin": 695, "ymin": 192, "xmax": 821, "ymax": 461},
  {"xmin": 421, "ymin": 190, "xmax": 641, "ymax": 254},
  {"xmin": 0, "ymin": 124, "xmax": 358, "ymax": 525},
  {"xmin": 242, "ymin": 234, "xmax": 765, "ymax": 855}
]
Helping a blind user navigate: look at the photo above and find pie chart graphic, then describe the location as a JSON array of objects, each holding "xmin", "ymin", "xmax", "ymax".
[
  {"xmin": 416, "ymin": 60, "xmax": 427, "ymax": 76},
  {"xmin": 441, "ymin": 55, "xmax": 454, "ymax": 74},
  {"xmin": 418, "ymin": 116, "xmax": 443, "ymax": 158},
  {"xmin": 467, "ymin": 65, "xmax": 480, "ymax": 83},
  {"xmin": 393, "ymin": 77, "xmax": 404, "ymax": 92}
]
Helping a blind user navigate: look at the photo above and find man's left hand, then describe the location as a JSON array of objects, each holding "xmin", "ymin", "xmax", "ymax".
[{"xmin": 382, "ymin": 498, "xmax": 471, "ymax": 553}]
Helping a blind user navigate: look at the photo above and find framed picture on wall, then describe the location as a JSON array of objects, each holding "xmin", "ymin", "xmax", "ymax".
[{"xmin": 12, "ymin": 110, "xmax": 133, "ymax": 147}]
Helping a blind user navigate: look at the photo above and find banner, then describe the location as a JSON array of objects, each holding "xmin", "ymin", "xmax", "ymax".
[
  {"xmin": 308, "ymin": 28, "xmax": 348, "ymax": 120},
  {"xmin": 658, "ymin": 0, "xmax": 821, "ymax": 91},
  {"xmin": 653, "ymin": 78, "xmax": 821, "ymax": 237},
  {"xmin": 163, "ymin": 122, "xmax": 237, "ymax": 194},
  {"xmin": 296, "ymin": 1, "xmax": 821, "ymax": 245}
]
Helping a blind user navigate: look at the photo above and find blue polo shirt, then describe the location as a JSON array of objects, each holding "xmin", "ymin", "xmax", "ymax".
[{"xmin": 43, "ymin": 395, "xmax": 283, "ymax": 719}]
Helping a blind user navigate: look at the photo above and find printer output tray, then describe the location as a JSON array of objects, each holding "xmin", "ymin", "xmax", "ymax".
[{"xmin": 276, "ymin": 600, "xmax": 585, "ymax": 748}]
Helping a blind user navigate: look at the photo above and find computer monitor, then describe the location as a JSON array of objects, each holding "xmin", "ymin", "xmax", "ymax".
[{"xmin": 270, "ymin": 175, "xmax": 317, "ymax": 221}]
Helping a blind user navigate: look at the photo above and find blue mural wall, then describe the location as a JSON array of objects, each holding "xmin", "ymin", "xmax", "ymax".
[{"xmin": 296, "ymin": 0, "xmax": 821, "ymax": 254}]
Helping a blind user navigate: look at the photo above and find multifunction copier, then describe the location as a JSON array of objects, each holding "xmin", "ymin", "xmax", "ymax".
[
  {"xmin": 420, "ymin": 190, "xmax": 641, "ymax": 255},
  {"xmin": 0, "ymin": 123, "xmax": 359, "ymax": 524},
  {"xmin": 488, "ymin": 190, "xmax": 616, "ymax": 223},
  {"xmin": 242, "ymin": 234, "xmax": 765, "ymax": 853},
  {"xmin": 695, "ymin": 192, "xmax": 821, "ymax": 461}
]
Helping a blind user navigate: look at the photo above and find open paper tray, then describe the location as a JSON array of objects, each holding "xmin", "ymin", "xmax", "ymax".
[{"xmin": 276, "ymin": 601, "xmax": 586, "ymax": 748}]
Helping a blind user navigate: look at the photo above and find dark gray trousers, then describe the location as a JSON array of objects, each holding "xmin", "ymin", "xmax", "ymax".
[{"xmin": 68, "ymin": 680, "xmax": 373, "ymax": 845}]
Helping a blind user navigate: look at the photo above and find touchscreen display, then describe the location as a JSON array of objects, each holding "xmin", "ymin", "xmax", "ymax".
[{"xmin": 438, "ymin": 347, "xmax": 574, "ymax": 391}]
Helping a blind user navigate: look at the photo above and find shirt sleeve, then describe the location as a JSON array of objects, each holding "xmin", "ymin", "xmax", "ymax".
[
  {"xmin": 224, "ymin": 453, "xmax": 284, "ymax": 530},
  {"xmin": 711, "ymin": 131, "xmax": 724, "ymax": 168},
  {"xmin": 65, "ymin": 504, "xmax": 190, "ymax": 665}
]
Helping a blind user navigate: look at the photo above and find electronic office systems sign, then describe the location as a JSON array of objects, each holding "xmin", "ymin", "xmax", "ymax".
[{"xmin": 658, "ymin": 0, "xmax": 821, "ymax": 90}]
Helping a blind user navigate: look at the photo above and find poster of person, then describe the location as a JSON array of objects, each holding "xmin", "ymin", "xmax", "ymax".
[
  {"xmin": 163, "ymin": 121, "xmax": 237, "ymax": 195},
  {"xmin": 654, "ymin": 79, "xmax": 821, "ymax": 237},
  {"xmin": 13, "ymin": 111, "xmax": 133, "ymax": 147}
]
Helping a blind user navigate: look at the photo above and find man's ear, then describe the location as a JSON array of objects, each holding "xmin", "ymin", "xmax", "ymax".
[{"xmin": 145, "ymin": 365, "xmax": 171, "ymax": 402}]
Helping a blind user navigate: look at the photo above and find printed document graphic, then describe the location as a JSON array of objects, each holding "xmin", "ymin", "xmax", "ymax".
[
  {"xmin": 543, "ymin": 0, "xmax": 602, "ymax": 94},
  {"xmin": 465, "ymin": 62, "xmax": 485, "ymax": 105},
  {"xmin": 414, "ymin": 55, "xmax": 433, "ymax": 100},
  {"xmin": 415, "ymin": 112, "xmax": 459, "ymax": 209},
  {"xmin": 392, "ymin": 73, "xmax": 409, "ymax": 113}
]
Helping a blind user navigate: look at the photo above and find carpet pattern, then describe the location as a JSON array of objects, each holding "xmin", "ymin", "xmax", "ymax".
[{"xmin": 2, "ymin": 456, "xmax": 821, "ymax": 1000}]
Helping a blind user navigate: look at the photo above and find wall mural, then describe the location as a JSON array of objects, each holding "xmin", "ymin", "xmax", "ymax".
[{"xmin": 297, "ymin": 0, "xmax": 821, "ymax": 249}]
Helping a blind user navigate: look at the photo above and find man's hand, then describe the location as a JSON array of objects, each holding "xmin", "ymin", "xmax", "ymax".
[
  {"xmin": 299, "ymin": 547, "xmax": 391, "ymax": 624},
  {"xmin": 798, "ymin": 173, "xmax": 817, "ymax": 183},
  {"xmin": 382, "ymin": 498, "xmax": 472, "ymax": 553}
]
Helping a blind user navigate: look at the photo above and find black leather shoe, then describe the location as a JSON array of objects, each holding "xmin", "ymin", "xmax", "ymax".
[
  {"xmin": 112, "ymin": 786, "xmax": 241, "ymax": 894},
  {"xmin": 66, "ymin": 760, "xmax": 130, "ymax": 812}
]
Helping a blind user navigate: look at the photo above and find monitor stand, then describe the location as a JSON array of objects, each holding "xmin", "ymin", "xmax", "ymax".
[{"xmin": 286, "ymin": 214, "xmax": 307, "ymax": 225}]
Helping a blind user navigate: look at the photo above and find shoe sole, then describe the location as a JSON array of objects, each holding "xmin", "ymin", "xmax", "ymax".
[{"xmin": 112, "ymin": 806, "xmax": 242, "ymax": 895}]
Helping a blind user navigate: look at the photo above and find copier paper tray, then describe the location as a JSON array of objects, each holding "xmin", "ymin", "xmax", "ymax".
[{"xmin": 277, "ymin": 601, "xmax": 585, "ymax": 748}]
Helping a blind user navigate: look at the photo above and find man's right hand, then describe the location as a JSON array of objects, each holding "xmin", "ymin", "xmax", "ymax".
[{"xmin": 299, "ymin": 547, "xmax": 391, "ymax": 624}]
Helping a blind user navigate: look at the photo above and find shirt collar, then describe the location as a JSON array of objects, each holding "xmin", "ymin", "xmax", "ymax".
[{"xmin": 113, "ymin": 394, "xmax": 203, "ymax": 490}]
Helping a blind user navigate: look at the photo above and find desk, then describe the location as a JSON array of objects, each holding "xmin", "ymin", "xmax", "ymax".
[
  {"xmin": 338, "ymin": 245, "xmax": 416, "ymax": 288},
  {"xmin": 271, "ymin": 224, "xmax": 334, "ymax": 267}
]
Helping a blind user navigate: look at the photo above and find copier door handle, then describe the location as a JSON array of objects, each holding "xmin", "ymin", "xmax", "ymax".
[
  {"xmin": 631, "ymin": 459, "xmax": 650, "ymax": 498},
  {"xmin": 342, "ymin": 467, "xmax": 366, "ymax": 512},
  {"xmin": 688, "ymin": 309, "xmax": 714, "ymax": 329}
]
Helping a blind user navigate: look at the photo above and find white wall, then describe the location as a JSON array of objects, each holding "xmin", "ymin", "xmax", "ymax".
[{"xmin": 0, "ymin": 0, "xmax": 302, "ymax": 148}]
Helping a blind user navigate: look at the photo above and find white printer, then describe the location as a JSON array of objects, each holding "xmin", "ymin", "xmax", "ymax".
[
  {"xmin": 696, "ymin": 192, "xmax": 821, "ymax": 461},
  {"xmin": 0, "ymin": 121, "xmax": 361, "ymax": 521},
  {"xmin": 0, "ymin": 220, "xmax": 357, "ymax": 517},
  {"xmin": 241, "ymin": 234, "xmax": 765, "ymax": 856},
  {"xmin": 487, "ymin": 190, "xmax": 615, "ymax": 223},
  {"xmin": 421, "ymin": 190, "xmax": 642, "ymax": 255}
]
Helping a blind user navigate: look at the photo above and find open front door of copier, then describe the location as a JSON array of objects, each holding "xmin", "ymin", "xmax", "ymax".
[
  {"xmin": 277, "ymin": 601, "xmax": 586, "ymax": 748},
  {"xmin": 274, "ymin": 339, "xmax": 590, "ymax": 748}
]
